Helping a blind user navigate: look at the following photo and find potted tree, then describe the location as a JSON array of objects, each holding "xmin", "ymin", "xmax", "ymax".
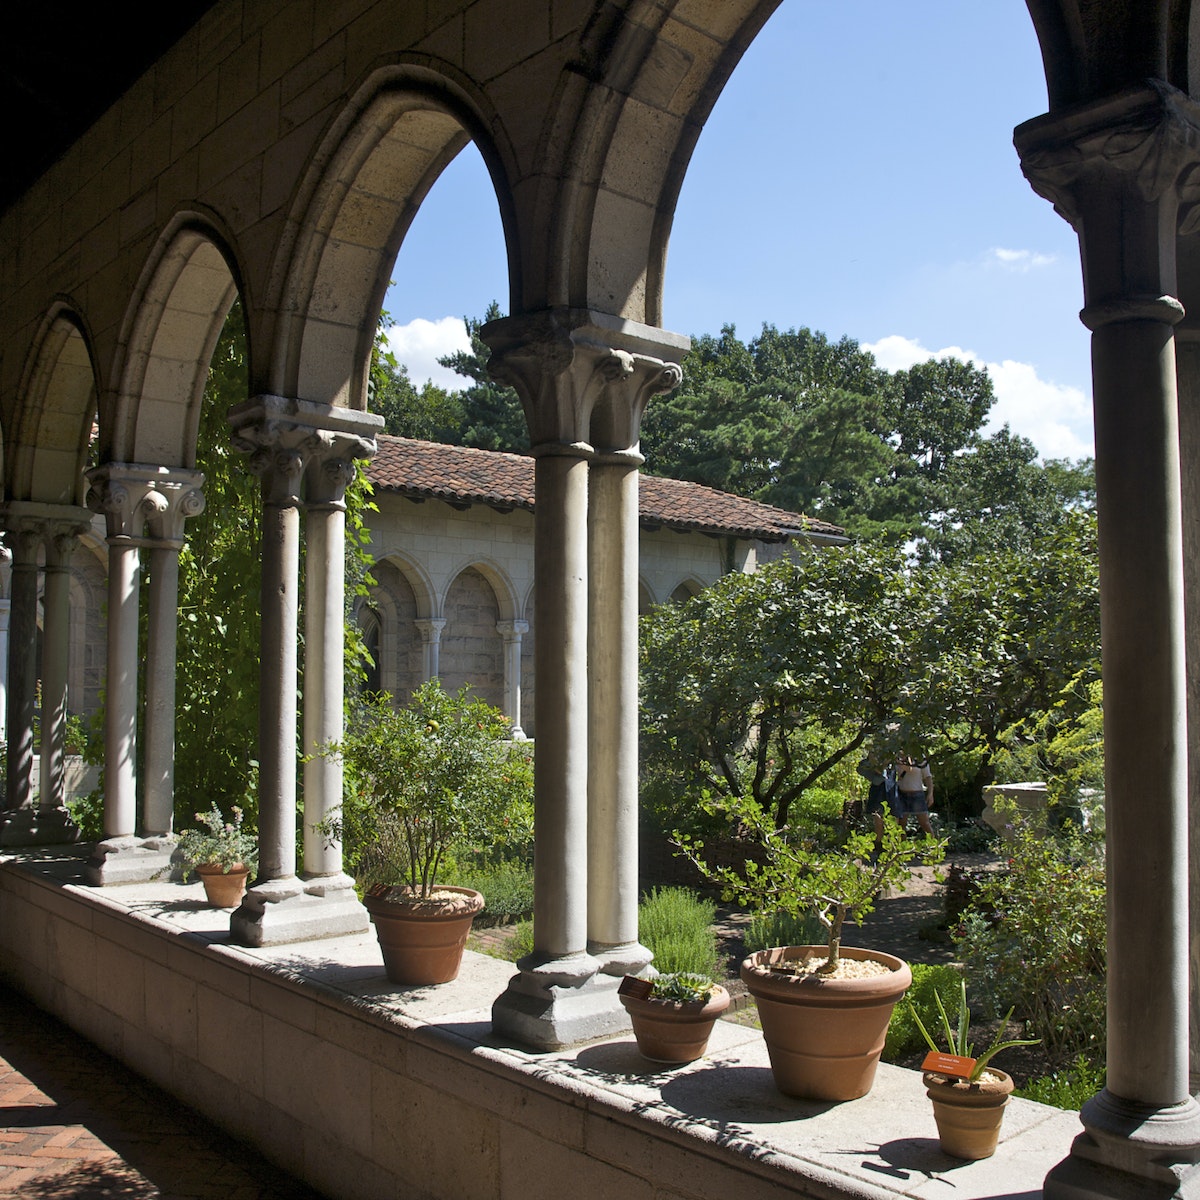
[
  {"xmin": 618, "ymin": 972, "xmax": 730, "ymax": 1063},
  {"xmin": 326, "ymin": 681, "xmax": 532, "ymax": 986},
  {"xmin": 911, "ymin": 980, "xmax": 1039, "ymax": 1159},
  {"xmin": 170, "ymin": 803, "xmax": 259, "ymax": 908},
  {"xmin": 675, "ymin": 794, "xmax": 942, "ymax": 1101}
]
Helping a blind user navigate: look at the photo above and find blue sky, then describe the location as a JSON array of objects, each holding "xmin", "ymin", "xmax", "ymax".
[{"xmin": 384, "ymin": 2, "xmax": 1094, "ymax": 461}]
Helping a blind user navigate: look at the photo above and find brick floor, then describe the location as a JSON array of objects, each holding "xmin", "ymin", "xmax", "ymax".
[{"xmin": 0, "ymin": 985, "xmax": 326, "ymax": 1199}]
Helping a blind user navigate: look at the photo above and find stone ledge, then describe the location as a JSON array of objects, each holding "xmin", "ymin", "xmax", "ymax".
[{"xmin": 0, "ymin": 848, "xmax": 1079, "ymax": 1199}]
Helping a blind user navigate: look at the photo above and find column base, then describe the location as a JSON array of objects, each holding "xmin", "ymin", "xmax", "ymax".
[
  {"xmin": 492, "ymin": 951, "xmax": 633, "ymax": 1050},
  {"xmin": 1045, "ymin": 1089, "xmax": 1200, "ymax": 1198},
  {"xmin": 588, "ymin": 938, "xmax": 654, "ymax": 977},
  {"xmin": 229, "ymin": 872, "xmax": 368, "ymax": 947},
  {"xmin": 0, "ymin": 805, "xmax": 80, "ymax": 848},
  {"xmin": 84, "ymin": 835, "xmax": 176, "ymax": 884}
]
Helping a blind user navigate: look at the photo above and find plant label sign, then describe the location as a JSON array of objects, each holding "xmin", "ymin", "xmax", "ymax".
[
  {"xmin": 922, "ymin": 1051, "xmax": 976, "ymax": 1079},
  {"xmin": 618, "ymin": 975, "xmax": 653, "ymax": 1000}
]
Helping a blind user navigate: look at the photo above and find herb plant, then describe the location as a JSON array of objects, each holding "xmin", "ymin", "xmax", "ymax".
[
  {"xmin": 910, "ymin": 979, "xmax": 1039, "ymax": 1081},
  {"xmin": 172, "ymin": 803, "xmax": 258, "ymax": 881}
]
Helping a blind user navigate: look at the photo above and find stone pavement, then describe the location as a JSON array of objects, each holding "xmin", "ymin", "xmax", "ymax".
[{"xmin": 0, "ymin": 984, "xmax": 326, "ymax": 1199}]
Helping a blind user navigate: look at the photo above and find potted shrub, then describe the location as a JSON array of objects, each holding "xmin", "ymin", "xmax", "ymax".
[
  {"xmin": 911, "ymin": 980, "xmax": 1039, "ymax": 1159},
  {"xmin": 618, "ymin": 972, "xmax": 730, "ymax": 1063},
  {"xmin": 326, "ymin": 681, "xmax": 532, "ymax": 986},
  {"xmin": 675, "ymin": 794, "xmax": 942, "ymax": 1101},
  {"xmin": 171, "ymin": 803, "xmax": 259, "ymax": 908}
]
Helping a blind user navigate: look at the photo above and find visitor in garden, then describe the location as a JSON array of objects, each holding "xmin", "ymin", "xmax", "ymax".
[
  {"xmin": 895, "ymin": 753, "xmax": 936, "ymax": 837},
  {"xmin": 857, "ymin": 751, "xmax": 898, "ymax": 860}
]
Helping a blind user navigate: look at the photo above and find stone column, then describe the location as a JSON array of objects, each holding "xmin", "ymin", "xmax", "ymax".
[
  {"xmin": 0, "ymin": 594, "xmax": 11, "ymax": 745},
  {"xmin": 415, "ymin": 618, "xmax": 446, "ymax": 680},
  {"xmin": 587, "ymin": 356, "xmax": 681, "ymax": 978},
  {"xmin": 140, "ymin": 473, "xmax": 205, "ymax": 842},
  {"xmin": 1018, "ymin": 82, "xmax": 1200, "ymax": 1196},
  {"xmin": 299, "ymin": 447, "xmax": 371, "ymax": 933},
  {"xmin": 0, "ymin": 504, "xmax": 91, "ymax": 847},
  {"xmin": 483, "ymin": 309, "xmax": 686, "ymax": 1049},
  {"xmin": 228, "ymin": 396, "xmax": 379, "ymax": 946},
  {"xmin": 495, "ymin": 619, "xmax": 529, "ymax": 737}
]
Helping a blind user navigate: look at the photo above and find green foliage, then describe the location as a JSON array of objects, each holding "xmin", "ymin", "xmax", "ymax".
[
  {"xmin": 885, "ymin": 963, "xmax": 964, "ymax": 1058},
  {"xmin": 650, "ymin": 973, "xmax": 717, "ymax": 1002},
  {"xmin": 638, "ymin": 887, "xmax": 720, "ymax": 979},
  {"xmin": 369, "ymin": 307, "xmax": 463, "ymax": 439},
  {"xmin": 327, "ymin": 681, "xmax": 533, "ymax": 898},
  {"xmin": 446, "ymin": 858, "xmax": 534, "ymax": 922},
  {"xmin": 743, "ymin": 908, "xmax": 826, "ymax": 953},
  {"xmin": 170, "ymin": 802, "xmax": 259, "ymax": 881},
  {"xmin": 66, "ymin": 788, "xmax": 104, "ymax": 842},
  {"xmin": 908, "ymin": 979, "xmax": 1039, "ymax": 1081},
  {"xmin": 955, "ymin": 804, "xmax": 1105, "ymax": 1061},
  {"xmin": 675, "ymin": 793, "xmax": 942, "ymax": 968},
  {"xmin": 1016, "ymin": 1054, "xmax": 1105, "ymax": 1110}
]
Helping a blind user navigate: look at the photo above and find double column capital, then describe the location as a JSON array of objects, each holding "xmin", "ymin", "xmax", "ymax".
[
  {"xmin": 1016, "ymin": 82, "xmax": 1200, "ymax": 322},
  {"xmin": 481, "ymin": 309, "xmax": 686, "ymax": 452},
  {"xmin": 228, "ymin": 395, "xmax": 382, "ymax": 508},
  {"xmin": 85, "ymin": 464, "xmax": 205, "ymax": 545},
  {"xmin": 0, "ymin": 501, "xmax": 93, "ymax": 560}
]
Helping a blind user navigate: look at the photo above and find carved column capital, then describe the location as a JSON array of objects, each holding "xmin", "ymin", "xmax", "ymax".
[
  {"xmin": 85, "ymin": 465, "xmax": 203, "ymax": 544},
  {"xmin": 1, "ymin": 501, "xmax": 93, "ymax": 559},
  {"xmin": 482, "ymin": 309, "xmax": 687, "ymax": 451},
  {"xmin": 228, "ymin": 395, "xmax": 380, "ymax": 509},
  {"xmin": 414, "ymin": 618, "xmax": 446, "ymax": 644}
]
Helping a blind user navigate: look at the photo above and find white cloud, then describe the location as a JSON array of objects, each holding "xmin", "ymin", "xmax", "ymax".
[
  {"xmin": 987, "ymin": 247, "xmax": 1057, "ymax": 272},
  {"xmin": 383, "ymin": 317, "xmax": 473, "ymax": 391},
  {"xmin": 861, "ymin": 334, "xmax": 1094, "ymax": 460}
]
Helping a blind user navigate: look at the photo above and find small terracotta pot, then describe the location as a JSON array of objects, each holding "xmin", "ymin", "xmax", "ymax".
[
  {"xmin": 924, "ymin": 1068, "xmax": 1013, "ymax": 1159},
  {"xmin": 364, "ymin": 885, "xmax": 485, "ymax": 985},
  {"xmin": 619, "ymin": 985, "xmax": 730, "ymax": 1063},
  {"xmin": 740, "ymin": 945, "xmax": 911, "ymax": 1101},
  {"xmin": 195, "ymin": 863, "xmax": 250, "ymax": 908}
]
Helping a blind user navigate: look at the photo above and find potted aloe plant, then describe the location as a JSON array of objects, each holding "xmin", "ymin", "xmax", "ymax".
[
  {"xmin": 618, "ymin": 972, "xmax": 730, "ymax": 1063},
  {"xmin": 674, "ymin": 793, "xmax": 942, "ymax": 1101},
  {"xmin": 171, "ymin": 803, "xmax": 259, "ymax": 908},
  {"xmin": 325, "ymin": 680, "xmax": 532, "ymax": 985},
  {"xmin": 911, "ymin": 980, "xmax": 1039, "ymax": 1160}
]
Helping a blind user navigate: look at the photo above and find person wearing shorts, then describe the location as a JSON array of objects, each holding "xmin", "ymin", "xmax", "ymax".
[
  {"xmin": 857, "ymin": 753, "xmax": 898, "ymax": 857},
  {"xmin": 895, "ymin": 754, "xmax": 935, "ymax": 836}
]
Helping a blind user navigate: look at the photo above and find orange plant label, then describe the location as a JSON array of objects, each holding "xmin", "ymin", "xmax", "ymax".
[{"xmin": 922, "ymin": 1051, "xmax": 976, "ymax": 1079}]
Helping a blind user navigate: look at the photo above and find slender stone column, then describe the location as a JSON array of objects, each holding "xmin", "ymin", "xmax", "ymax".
[
  {"xmin": 228, "ymin": 396, "xmax": 378, "ymax": 946},
  {"xmin": 587, "ymin": 356, "xmax": 681, "ymax": 978},
  {"xmin": 40, "ymin": 531, "xmax": 78, "ymax": 813},
  {"xmin": 140, "ymin": 473, "xmax": 205, "ymax": 840},
  {"xmin": 483, "ymin": 308, "xmax": 686, "ymax": 1049},
  {"xmin": 2, "ymin": 526, "xmax": 40, "ymax": 814},
  {"xmin": 0, "ymin": 594, "xmax": 11, "ymax": 745},
  {"xmin": 495, "ymin": 619, "xmax": 529, "ymax": 737},
  {"xmin": 415, "ymin": 618, "xmax": 446, "ymax": 680},
  {"xmin": 1018, "ymin": 82, "xmax": 1200, "ymax": 1195}
]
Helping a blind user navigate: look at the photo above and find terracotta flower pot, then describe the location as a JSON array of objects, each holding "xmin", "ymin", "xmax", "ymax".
[
  {"xmin": 740, "ymin": 945, "xmax": 912, "ymax": 1101},
  {"xmin": 619, "ymin": 985, "xmax": 731, "ymax": 1063},
  {"xmin": 364, "ymin": 885, "xmax": 485, "ymax": 985},
  {"xmin": 195, "ymin": 863, "xmax": 250, "ymax": 908},
  {"xmin": 924, "ymin": 1068, "xmax": 1013, "ymax": 1159}
]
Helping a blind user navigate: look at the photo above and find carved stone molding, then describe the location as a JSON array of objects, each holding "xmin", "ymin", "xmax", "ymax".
[
  {"xmin": 85, "ymin": 465, "xmax": 204, "ymax": 544},
  {"xmin": 228, "ymin": 395, "xmax": 381, "ymax": 509},
  {"xmin": 482, "ymin": 309, "xmax": 687, "ymax": 450},
  {"xmin": 0, "ymin": 501, "xmax": 93, "ymax": 559}
]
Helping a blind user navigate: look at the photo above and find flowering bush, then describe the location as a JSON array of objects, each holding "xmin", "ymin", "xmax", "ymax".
[
  {"xmin": 173, "ymin": 804, "xmax": 258, "ymax": 880},
  {"xmin": 326, "ymin": 681, "xmax": 533, "ymax": 899}
]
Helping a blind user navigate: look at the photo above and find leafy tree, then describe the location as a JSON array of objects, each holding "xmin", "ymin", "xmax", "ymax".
[{"xmin": 369, "ymin": 312, "xmax": 462, "ymax": 440}]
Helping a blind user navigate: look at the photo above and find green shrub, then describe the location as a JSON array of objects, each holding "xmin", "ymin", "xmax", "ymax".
[
  {"xmin": 884, "ymin": 963, "xmax": 964, "ymax": 1059},
  {"xmin": 480, "ymin": 919, "xmax": 534, "ymax": 962},
  {"xmin": 1016, "ymin": 1054, "xmax": 1105, "ymax": 1110},
  {"xmin": 743, "ymin": 908, "xmax": 825, "ymax": 953},
  {"xmin": 639, "ymin": 887, "xmax": 720, "ymax": 979},
  {"xmin": 446, "ymin": 858, "xmax": 534, "ymax": 923},
  {"xmin": 955, "ymin": 805, "xmax": 1105, "ymax": 1061}
]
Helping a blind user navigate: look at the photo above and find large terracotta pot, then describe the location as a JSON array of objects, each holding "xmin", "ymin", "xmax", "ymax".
[
  {"xmin": 364, "ymin": 885, "xmax": 485, "ymax": 985},
  {"xmin": 740, "ymin": 945, "xmax": 912, "ymax": 1101},
  {"xmin": 619, "ymin": 985, "xmax": 730, "ymax": 1063},
  {"xmin": 195, "ymin": 863, "xmax": 250, "ymax": 908},
  {"xmin": 924, "ymin": 1068, "xmax": 1013, "ymax": 1159}
]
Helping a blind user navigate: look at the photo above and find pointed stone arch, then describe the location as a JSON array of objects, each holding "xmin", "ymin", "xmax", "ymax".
[
  {"xmin": 270, "ymin": 67, "xmax": 519, "ymax": 411},
  {"xmin": 107, "ymin": 216, "xmax": 243, "ymax": 469},
  {"xmin": 9, "ymin": 304, "xmax": 98, "ymax": 505}
]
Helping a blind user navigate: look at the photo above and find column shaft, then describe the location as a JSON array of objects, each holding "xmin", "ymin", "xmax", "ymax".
[
  {"xmin": 5, "ymin": 533, "xmax": 39, "ymax": 810},
  {"xmin": 143, "ymin": 543, "xmax": 182, "ymax": 836},
  {"xmin": 39, "ymin": 539, "xmax": 73, "ymax": 811},
  {"xmin": 496, "ymin": 620, "xmax": 528, "ymax": 737},
  {"xmin": 105, "ymin": 540, "xmax": 141, "ymax": 838}
]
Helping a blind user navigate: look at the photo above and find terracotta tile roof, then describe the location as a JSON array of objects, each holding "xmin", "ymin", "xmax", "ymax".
[{"xmin": 367, "ymin": 435, "xmax": 845, "ymax": 543}]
